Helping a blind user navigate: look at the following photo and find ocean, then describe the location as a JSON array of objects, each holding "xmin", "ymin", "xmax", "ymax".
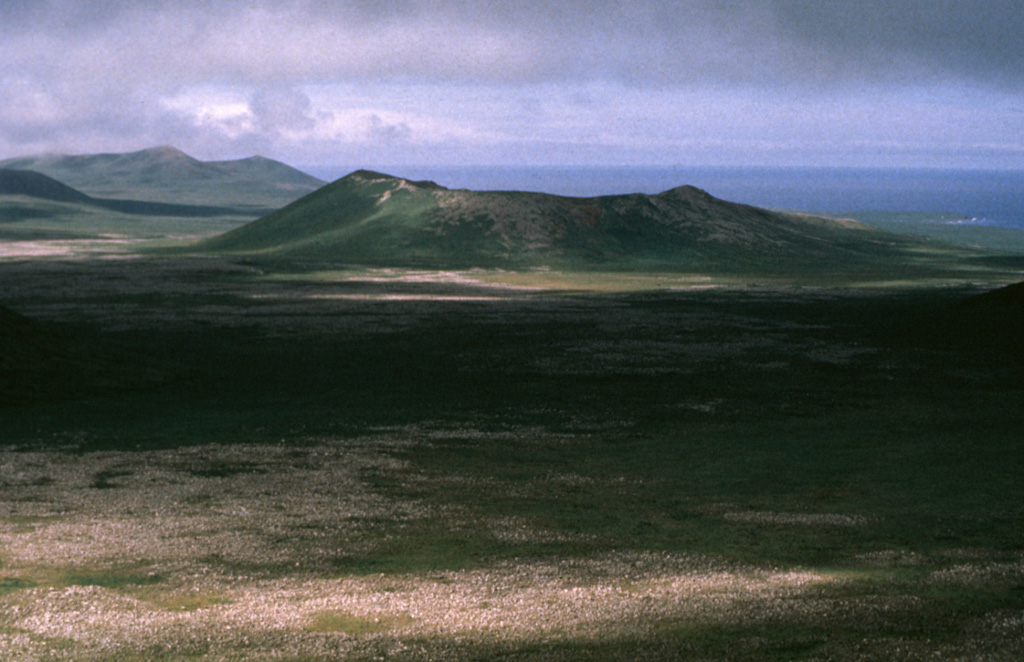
[{"xmin": 303, "ymin": 166, "xmax": 1024, "ymax": 231}]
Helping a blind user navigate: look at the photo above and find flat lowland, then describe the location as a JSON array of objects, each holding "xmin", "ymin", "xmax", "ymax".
[{"xmin": 1, "ymin": 249, "xmax": 1023, "ymax": 660}]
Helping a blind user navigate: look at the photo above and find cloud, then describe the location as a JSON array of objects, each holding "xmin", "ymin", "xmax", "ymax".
[
  {"xmin": 365, "ymin": 114, "xmax": 412, "ymax": 144},
  {"xmin": 249, "ymin": 87, "xmax": 315, "ymax": 135},
  {"xmin": 766, "ymin": 0, "xmax": 1024, "ymax": 87},
  {"xmin": 0, "ymin": 1, "xmax": 1021, "ymax": 166}
]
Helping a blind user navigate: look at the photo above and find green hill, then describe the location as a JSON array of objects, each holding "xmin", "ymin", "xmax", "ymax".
[
  {"xmin": 0, "ymin": 146, "xmax": 324, "ymax": 211},
  {"xmin": 203, "ymin": 170, "xmax": 954, "ymax": 272}
]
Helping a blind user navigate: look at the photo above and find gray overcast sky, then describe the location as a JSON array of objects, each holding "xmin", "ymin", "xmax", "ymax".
[{"xmin": 1, "ymin": 0, "xmax": 1022, "ymax": 168}]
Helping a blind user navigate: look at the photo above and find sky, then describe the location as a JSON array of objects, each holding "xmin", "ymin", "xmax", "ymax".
[{"xmin": 1, "ymin": 0, "xmax": 1022, "ymax": 169}]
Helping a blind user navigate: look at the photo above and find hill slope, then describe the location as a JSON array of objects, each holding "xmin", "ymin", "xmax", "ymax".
[
  {"xmin": 943, "ymin": 281, "xmax": 1024, "ymax": 351},
  {"xmin": 0, "ymin": 168, "xmax": 93, "ymax": 204},
  {"xmin": 204, "ymin": 170, "xmax": 942, "ymax": 271},
  {"xmin": 0, "ymin": 146, "xmax": 324, "ymax": 210},
  {"xmin": 0, "ymin": 168, "xmax": 237, "ymax": 219}
]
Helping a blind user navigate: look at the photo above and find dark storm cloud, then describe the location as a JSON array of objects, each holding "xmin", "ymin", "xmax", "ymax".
[
  {"xmin": 766, "ymin": 0, "xmax": 1024, "ymax": 86},
  {"xmin": 4, "ymin": 1, "xmax": 1020, "ymax": 88},
  {"xmin": 282, "ymin": 0, "xmax": 1024, "ymax": 88}
]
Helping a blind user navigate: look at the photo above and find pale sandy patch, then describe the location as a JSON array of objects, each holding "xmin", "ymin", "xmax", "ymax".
[{"xmin": 0, "ymin": 238, "xmax": 137, "ymax": 260}]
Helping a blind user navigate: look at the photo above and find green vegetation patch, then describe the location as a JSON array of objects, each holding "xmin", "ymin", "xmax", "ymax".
[
  {"xmin": 305, "ymin": 610, "xmax": 416, "ymax": 634},
  {"xmin": 0, "ymin": 576, "xmax": 35, "ymax": 595},
  {"xmin": 0, "ymin": 566, "xmax": 163, "ymax": 594}
]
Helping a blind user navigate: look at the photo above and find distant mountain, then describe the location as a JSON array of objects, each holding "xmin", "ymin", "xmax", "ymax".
[
  {"xmin": 207, "ymin": 154, "xmax": 326, "ymax": 188},
  {"xmin": 0, "ymin": 146, "xmax": 324, "ymax": 210},
  {"xmin": 0, "ymin": 168, "xmax": 235, "ymax": 218},
  {"xmin": 203, "ymin": 170, "xmax": 934, "ymax": 271}
]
